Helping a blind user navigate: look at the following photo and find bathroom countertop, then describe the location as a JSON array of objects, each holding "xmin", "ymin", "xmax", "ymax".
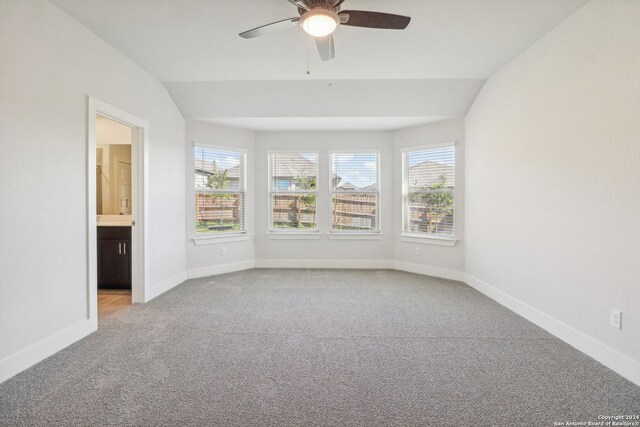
[{"xmin": 97, "ymin": 215, "xmax": 132, "ymax": 227}]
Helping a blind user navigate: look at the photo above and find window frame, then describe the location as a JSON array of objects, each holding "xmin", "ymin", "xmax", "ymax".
[
  {"xmin": 267, "ymin": 150, "xmax": 320, "ymax": 234},
  {"xmin": 328, "ymin": 149, "xmax": 381, "ymax": 235},
  {"xmin": 192, "ymin": 143, "xmax": 248, "ymax": 243},
  {"xmin": 401, "ymin": 142, "xmax": 457, "ymax": 246}
]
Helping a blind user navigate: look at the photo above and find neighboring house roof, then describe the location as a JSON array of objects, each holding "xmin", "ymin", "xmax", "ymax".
[
  {"xmin": 271, "ymin": 154, "xmax": 317, "ymax": 178},
  {"xmin": 271, "ymin": 153, "xmax": 339, "ymax": 183},
  {"xmin": 335, "ymin": 182, "xmax": 379, "ymax": 191},
  {"xmin": 195, "ymin": 160, "xmax": 241, "ymax": 191},
  {"xmin": 362, "ymin": 183, "xmax": 378, "ymax": 191},
  {"xmin": 408, "ymin": 160, "xmax": 454, "ymax": 188},
  {"xmin": 337, "ymin": 182, "xmax": 357, "ymax": 190},
  {"xmin": 195, "ymin": 159, "xmax": 240, "ymax": 179}
]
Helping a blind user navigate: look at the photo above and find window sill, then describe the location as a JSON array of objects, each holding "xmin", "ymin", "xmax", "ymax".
[
  {"xmin": 267, "ymin": 232, "xmax": 320, "ymax": 240},
  {"xmin": 192, "ymin": 233, "xmax": 250, "ymax": 246},
  {"xmin": 400, "ymin": 234, "xmax": 458, "ymax": 247},
  {"xmin": 328, "ymin": 232, "xmax": 383, "ymax": 240}
]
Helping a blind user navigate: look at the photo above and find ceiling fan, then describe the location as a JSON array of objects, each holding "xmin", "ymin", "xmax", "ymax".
[{"xmin": 239, "ymin": 0, "xmax": 411, "ymax": 61}]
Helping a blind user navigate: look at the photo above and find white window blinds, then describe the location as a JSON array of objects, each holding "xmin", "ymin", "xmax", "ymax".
[
  {"xmin": 402, "ymin": 145, "xmax": 455, "ymax": 236},
  {"xmin": 194, "ymin": 146, "xmax": 246, "ymax": 234},
  {"xmin": 330, "ymin": 152, "xmax": 380, "ymax": 232},
  {"xmin": 268, "ymin": 152, "xmax": 318, "ymax": 231}
]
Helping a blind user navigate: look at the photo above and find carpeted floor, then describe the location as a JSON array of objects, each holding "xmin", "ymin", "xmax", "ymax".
[{"xmin": 1, "ymin": 269, "xmax": 638, "ymax": 426}]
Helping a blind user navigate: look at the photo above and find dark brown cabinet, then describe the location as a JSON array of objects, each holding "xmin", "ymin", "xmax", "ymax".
[{"xmin": 97, "ymin": 226, "xmax": 131, "ymax": 289}]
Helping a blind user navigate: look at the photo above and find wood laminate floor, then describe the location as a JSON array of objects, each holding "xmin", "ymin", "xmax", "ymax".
[{"xmin": 98, "ymin": 289, "xmax": 131, "ymax": 319}]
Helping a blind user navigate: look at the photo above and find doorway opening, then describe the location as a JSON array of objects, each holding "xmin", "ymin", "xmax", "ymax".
[
  {"xmin": 96, "ymin": 115, "xmax": 133, "ymax": 319},
  {"xmin": 88, "ymin": 97, "xmax": 149, "ymax": 327}
]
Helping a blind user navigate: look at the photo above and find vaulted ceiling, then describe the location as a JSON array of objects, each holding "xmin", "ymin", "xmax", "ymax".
[{"xmin": 50, "ymin": 0, "xmax": 589, "ymax": 130}]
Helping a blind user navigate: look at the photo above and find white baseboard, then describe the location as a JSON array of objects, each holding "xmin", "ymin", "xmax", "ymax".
[
  {"xmin": 0, "ymin": 319, "xmax": 96, "ymax": 384},
  {"xmin": 463, "ymin": 273, "xmax": 640, "ymax": 387},
  {"xmin": 394, "ymin": 261, "xmax": 465, "ymax": 281},
  {"xmin": 255, "ymin": 259, "xmax": 395, "ymax": 269},
  {"xmin": 145, "ymin": 270, "xmax": 188, "ymax": 302},
  {"xmin": 187, "ymin": 260, "xmax": 256, "ymax": 280}
]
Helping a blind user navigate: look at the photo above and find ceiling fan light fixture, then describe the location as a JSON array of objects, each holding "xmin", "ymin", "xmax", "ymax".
[{"xmin": 300, "ymin": 9, "xmax": 340, "ymax": 37}]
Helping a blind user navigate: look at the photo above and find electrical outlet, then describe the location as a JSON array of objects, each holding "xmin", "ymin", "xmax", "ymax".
[
  {"xmin": 221, "ymin": 246, "xmax": 228, "ymax": 256},
  {"xmin": 610, "ymin": 309, "xmax": 622, "ymax": 330},
  {"xmin": 415, "ymin": 246, "xmax": 421, "ymax": 256}
]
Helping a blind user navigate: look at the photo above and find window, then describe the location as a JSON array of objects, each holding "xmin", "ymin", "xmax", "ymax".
[
  {"xmin": 402, "ymin": 144, "xmax": 455, "ymax": 237},
  {"xmin": 268, "ymin": 152, "xmax": 318, "ymax": 231},
  {"xmin": 194, "ymin": 146, "xmax": 246, "ymax": 234},
  {"xmin": 330, "ymin": 152, "xmax": 380, "ymax": 232}
]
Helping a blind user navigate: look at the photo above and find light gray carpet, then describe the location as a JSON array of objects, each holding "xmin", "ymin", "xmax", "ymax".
[{"xmin": 1, "ymin": 269, "xmax": 638, "ymax": 426}]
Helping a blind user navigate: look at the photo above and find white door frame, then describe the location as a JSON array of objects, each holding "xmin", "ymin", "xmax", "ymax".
[{"xmin": 87, "ymin": 96, "xmax": 149, "ymax": 326}]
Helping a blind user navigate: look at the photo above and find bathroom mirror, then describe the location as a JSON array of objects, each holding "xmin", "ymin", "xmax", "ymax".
[{"xmin": 96, "ymin": 116, "xmax": 132, "ymax": 216}]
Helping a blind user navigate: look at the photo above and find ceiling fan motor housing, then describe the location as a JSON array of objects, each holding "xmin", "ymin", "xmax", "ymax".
[{"xmin": 298, "ymin": 0, "xmax": 343, "ymax": 15}]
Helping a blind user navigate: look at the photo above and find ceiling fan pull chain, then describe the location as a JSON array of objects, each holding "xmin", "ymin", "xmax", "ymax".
[{"xmin": 307, "ymin": 37, "xmax": 311, "ymax": 75}]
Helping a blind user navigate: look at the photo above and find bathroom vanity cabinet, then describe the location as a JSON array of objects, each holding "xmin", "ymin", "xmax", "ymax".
[{"xmin": 97, "ymin": 226, "xmax": 131, "ymax": 289}]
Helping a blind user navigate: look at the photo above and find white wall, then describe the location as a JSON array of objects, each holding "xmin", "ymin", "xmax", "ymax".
[
  {"xmin": 186, "ymin": 121, "xmax": 256, "ymax": 276},
  {"xmin": 0, "ymin": 0, "xmax": 186, "ymax": 380},
  {"xmin": 254, "ymin": 131, "xmax": 395, "ymax": 266},
  {"xmin": 465, "ymin": 0, "xmax": 640, "ymax": 382},
  {"xmin": 393, "ymin": 119, "xmax": 466, "ymax": 277}
]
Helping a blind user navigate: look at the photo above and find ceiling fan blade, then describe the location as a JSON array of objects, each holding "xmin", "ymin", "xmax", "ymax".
[
  {"xmin": 339, "ymin": 10, "xmax": 411, "ymax": 30},
  {"xmin": 239, "ymin": 17, "xmax": 300, "ymax": 39},
  {"xmin": 315, "ymin": 34, "xmax": 335, "ymax": 61},
  {"xmin": 286, "ymin": 0, "xmax": 309, "ymax": 10}
]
